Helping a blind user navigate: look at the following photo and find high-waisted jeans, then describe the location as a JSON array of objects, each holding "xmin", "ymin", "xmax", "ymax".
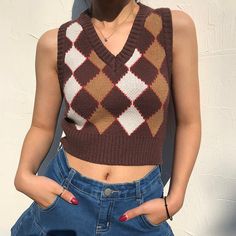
[{"xmin": 11, "ymin": 144, "xmax": 174, "ymax": 236}]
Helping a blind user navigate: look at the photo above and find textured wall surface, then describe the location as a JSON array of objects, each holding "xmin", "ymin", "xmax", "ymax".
[{"xmin": 1, "ymin": 0, "xmax": 236, "ymax": 235}]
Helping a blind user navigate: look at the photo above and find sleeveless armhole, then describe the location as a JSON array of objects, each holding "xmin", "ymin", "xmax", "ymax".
[
  {"xmin": 57, "ymin": 22, "xmax": 67, "ymax": 98},
  {"xmin": 160, "ymin": 8, "xmax": 173, "ymax": 87}
]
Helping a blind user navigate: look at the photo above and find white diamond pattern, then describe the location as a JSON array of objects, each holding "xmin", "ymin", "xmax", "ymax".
[
  {"xmin": 118, "ymin": 104, "xmax": 145, "ymax": 135},
  {"xmin": 64, "ymin": 75, "xmax": 82, "ymax": 104},
  {"xmin": 116, "ymin": 70, "xmax": 148, "ymax": 101},
  {"xmin": 61, "ymin": 131, "xmax": 66, "ymax": 138},
  {"xmin": 115, "ymin": 47, "xmax": 148, "ymax": 135},
  {"xmin": 125, "ymin": 48, "xmax": 142, "ymax": 68},
  {"xmin": 65, "ymin": 45, "xmax": 86, "ymax": 72},
  {"xmin": 67, "ymin": 107, "xmax": 87, "ymax": 130},
  {"xmin": 66, "ymin": 22, "xmax": 83, "ymax": 42}
]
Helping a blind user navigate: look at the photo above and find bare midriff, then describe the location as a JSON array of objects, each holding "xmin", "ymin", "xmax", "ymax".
[{"xmin": 64, "ymin": 150, "xmax": 157, "ymax": 184}]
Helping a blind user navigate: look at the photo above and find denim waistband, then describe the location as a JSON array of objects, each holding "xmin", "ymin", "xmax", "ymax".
[{"xmin": 56, "ymin": 144, "xmax": 163, "ymax": 200}]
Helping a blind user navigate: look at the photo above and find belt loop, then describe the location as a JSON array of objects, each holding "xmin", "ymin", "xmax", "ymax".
[
  {"xmin": 57, "ymin": 142, "xmax": 62, "ymax": 151},
  {"xmin": 159, "ymin": 164, "xmax": 162, "ymax": 174},
  {"xmin": 63, "ymin": 168, "xmax": 76, "ymax": 189},
  {"xmin": 135, "ymin": 180, "xmax": 142, "ymax": 201}
]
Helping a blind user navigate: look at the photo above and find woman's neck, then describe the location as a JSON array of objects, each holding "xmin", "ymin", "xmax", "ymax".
[{"xmin": 89, "ymin": 0, "xmax": 138, "ymax": 28}]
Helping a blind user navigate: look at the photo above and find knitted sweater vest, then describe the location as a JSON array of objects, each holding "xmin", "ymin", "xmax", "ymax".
[{"xmin": 57, "ymin": 2, "xmax": 173, "ymax": 165}]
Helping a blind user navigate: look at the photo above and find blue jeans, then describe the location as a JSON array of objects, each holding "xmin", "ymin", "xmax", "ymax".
[{"xmin": 11, "ymin": 144, "xmax": 174, "ymax": 236}]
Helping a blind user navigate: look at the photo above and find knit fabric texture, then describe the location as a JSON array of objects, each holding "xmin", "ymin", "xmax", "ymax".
[{"xmin": 57, "ymin": 2, "xmax": 173, "ymax": 165}]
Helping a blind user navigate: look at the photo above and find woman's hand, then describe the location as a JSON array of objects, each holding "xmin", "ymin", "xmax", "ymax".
[
  {"xmin": 119, "ymin": 194, "xmax": 183, "ymax": 224},
  {"xmin": 14, "ymin": 172, "xmax": 79, "ymax": 209}
]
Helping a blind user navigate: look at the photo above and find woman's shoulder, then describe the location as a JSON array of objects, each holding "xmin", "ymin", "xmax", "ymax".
[
  {"xmin": 170, "ymin": 9, "xmax": 196, "ymax": 36},
  {"xmin": 36, "ymin": 28, "xmax": 59, "ymax": 56},
  {"xmin": 170, "ymin": 9, "xmax": 197, "ymax": 55}
]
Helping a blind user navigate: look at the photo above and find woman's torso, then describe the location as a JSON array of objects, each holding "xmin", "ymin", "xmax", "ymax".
[{"xmin": 64, "ymin": 150, "xmax": 157, "ymax": 183}]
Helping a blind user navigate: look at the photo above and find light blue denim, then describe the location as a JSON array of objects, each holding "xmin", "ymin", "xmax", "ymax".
[{"xmin": 11, "ymin": 143, "xmax": 174, "ymax": 236}]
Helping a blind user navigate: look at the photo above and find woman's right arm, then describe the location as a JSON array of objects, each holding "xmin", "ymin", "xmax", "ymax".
[{"xmin": 14, "ymin": 28, "xmax": 78, "ymax": 207}]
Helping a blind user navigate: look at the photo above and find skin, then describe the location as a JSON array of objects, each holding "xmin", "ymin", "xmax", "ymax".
[{"xmin": 14, "ymin": 0, "xmax": 201, "ymax": 226}]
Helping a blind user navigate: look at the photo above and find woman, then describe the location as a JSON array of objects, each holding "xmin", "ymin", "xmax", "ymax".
[{"xmin": 11, "ymin": 0, "xmax": 200, "ymax": 235}]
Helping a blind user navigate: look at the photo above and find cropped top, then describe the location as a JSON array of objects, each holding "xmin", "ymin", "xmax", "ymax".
[{"xmin": 57, "ymin": 2, "xmax": 173, "ymax": 165}]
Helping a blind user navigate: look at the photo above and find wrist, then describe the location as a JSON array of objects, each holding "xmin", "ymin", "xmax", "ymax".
[
  {"xmin": 168, "ymin": 188, "xmax": 185, "ymax": 205},
  {"xmin": 164, "ymin": 193, "xmax": 184, "ymax": 217}
]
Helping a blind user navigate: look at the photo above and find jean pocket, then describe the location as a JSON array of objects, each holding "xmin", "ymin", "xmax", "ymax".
[
  {"xmin": 140, "ymin": 211, "xmax": 167, "ymax": 228},
  {"xmin": 34, "ymin": 168, "xmax": 73, "ymax": 213},
  {"xmin": 34, "ymin": 192, "xmax": 61, "ymax": 213},
  {"xmin": 136, "ymin": 176, "xmax": 167, "ymax": 229}
]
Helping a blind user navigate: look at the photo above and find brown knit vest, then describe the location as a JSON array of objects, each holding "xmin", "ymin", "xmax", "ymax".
[{"xmin": 57, "ymin": 2, "xmax": 173, "ymax": 165}]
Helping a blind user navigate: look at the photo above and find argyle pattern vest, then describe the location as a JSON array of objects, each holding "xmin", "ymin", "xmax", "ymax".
[{"xmin": 57, "ymin": 2, "xmax": 173, "ymax": 165}]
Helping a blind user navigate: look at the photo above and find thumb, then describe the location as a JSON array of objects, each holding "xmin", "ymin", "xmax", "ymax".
[
  {"xmin": 119, "ymin": 205, "xmax": 143, "ymax": 222},
  {"xmin": 57, "ymin": 185, "xmax": 79, "ymax": 205}
]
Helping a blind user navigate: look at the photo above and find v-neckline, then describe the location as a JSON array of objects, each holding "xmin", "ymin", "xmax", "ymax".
[{"xmin": 78, "ymin": 2, "xmax": 150, "ymax": 70}]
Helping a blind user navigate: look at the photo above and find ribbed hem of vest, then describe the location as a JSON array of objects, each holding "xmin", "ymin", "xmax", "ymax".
[
  {"xmin": 161, "ymin": 8, "xmax": 173, "ymax": 86},
  {"xmin": 60, "ymin": 127, "xmax": 164, "ymax": 166}
]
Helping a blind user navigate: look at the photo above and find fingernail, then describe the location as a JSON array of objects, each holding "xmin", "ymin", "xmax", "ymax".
[
  {"xmin": 70, "ymin": 197, "xmax": 79, "ymax": 205},
  {"xmin": 119, "ymin": 214, "xmax": 128, "ymax": 222}
]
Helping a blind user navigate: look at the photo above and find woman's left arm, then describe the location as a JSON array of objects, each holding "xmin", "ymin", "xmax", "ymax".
[{"xmin": 166, "ymin": 9, "xmax": 201, "ymax": 215}]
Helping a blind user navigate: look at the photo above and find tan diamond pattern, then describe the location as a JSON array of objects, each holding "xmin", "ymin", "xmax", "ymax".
[
  {"xmin": 88, "ymin": 50, "xmax": 106, "ymax": 70},
  {"xmin": 143, "ymin": 40, "xmax": 166, "ymax": 69},
  {"xmin": 84, "ymin": 71, "xmax": 114, "ymax": 102},
  {"xmin": 143, "ymin": 11, "xmax": 168, "ymax": 136},
  {"xmin": 146, "ymin": 107, "xmax": 164, "ymax": 137},
  {"xmin": 144, "ymin": 12, "xmax": 163, "ymax": 37},
  {"xmin": 88, "ymin": 104, "xmax": 116, "ymax": 134},
  {"xmin": 150, "ymin": 72, "xmax": 169, "ymax": 103}
]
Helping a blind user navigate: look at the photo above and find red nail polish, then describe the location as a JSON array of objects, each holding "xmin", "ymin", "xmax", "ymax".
[
  {"xmin": 119, "ymin": 214, "xmax": 128, "ymax": 222},
  {"xmin": 70, "ymin": 197, "xmax": 79, "ymax": 205}
]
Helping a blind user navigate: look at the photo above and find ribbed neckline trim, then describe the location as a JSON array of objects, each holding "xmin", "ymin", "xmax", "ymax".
[{"xmin": 77, "ymin": 2, "xmax": 151, "ymax": 71}]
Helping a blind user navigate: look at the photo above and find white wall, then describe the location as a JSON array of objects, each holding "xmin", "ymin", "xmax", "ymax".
[{"xmin": 1, "ymin": 0, "xmax": 236, "ymax": 235}]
